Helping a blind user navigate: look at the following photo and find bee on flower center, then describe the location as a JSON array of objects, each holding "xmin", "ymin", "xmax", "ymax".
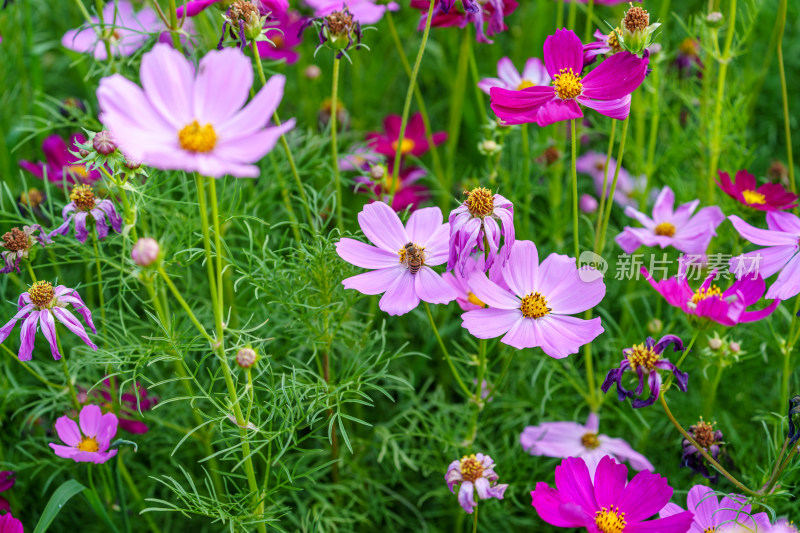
[{"xmin": 399, "ymin": 242, "xmax": 425, "ymax": 274}]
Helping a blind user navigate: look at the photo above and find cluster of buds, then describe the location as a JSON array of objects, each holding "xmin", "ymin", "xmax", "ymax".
[
  {"xmin": 73, "ymin": 130, "xmax": 148, "ymax": 180},
  {"xmin": 218, "ymin": 0, "xmax": 270, "ymax": 50},
  {"xmin": 301, "ymin": 7, "xmax": 364, "ymax": 59},
  {"xmin": 477, "ymin": 120, "xmax": 507, "ymax": 160},
  {"xmin": 681, "ymin": 417, "xmax": 726, "ymax": 482},
  {"xmin": 704, "ymin": 333, "xmax": 743, "ymax": 368},
  {"xmin": 614, "ymin": 4, "xmax": 660, "ymax": 55}
]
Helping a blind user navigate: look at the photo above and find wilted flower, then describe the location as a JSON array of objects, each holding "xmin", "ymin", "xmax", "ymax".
[
  {"xmin": 132, "ymin": 238, "xmax": 160, "ymax": 267},
  {"xmin": 448, "ymin": 187, "xmax": 514, "ymax": 274},
  {"xmin": 50, "ymin": 185, "xmax": 122, "ymax": 243},
  {"xmin": 218, "ymin": 0, "xmax": 267, "ymax": 50},
  {"xmin": 445, "ymin": 453, "xmax": 508, "ymax": 514},
  {"xmin": 0, "ymin": 281, "xmax": 97, "ymax": 361},
  {"xmin": 601, "ymin": 335, "xmax": 688, "ymax": 408},
  {"xmin": 478, "ymin": 57, "xmax": 549, "ymax": 94},
  {"xmin": 1, "ymin": 225, "xmax": 49, "ymax": 274},
  {"xmin": 354, "ymin": 164, "xmax": 431, "ymax": 212},
  {"xmin": 306, "ymin": 0, "xmax": 398, "ymax": 24},
  {"xmin": 717, "ymin": 170, "xmax": 798, "ymax": 211},
  {"xmin": 62, "ymin": 0, "xmax": 159, "ymax": 60},
  {"xmin": 366, "ymin": 112, "xmax": 447, "ymax": 161},
  {"xmin": 411, "ymin": 0, "xmax": 519, "ymax": 44},
  {"xmin": 19, "ymin": 134, "xmax": 101, "ymax": 187},
  {"xmin": 583, "ymin": 28, "xmax": 623, "ymax": 65},
  {"xmin": 0, "ymin": 471, "xmax": 15, "ymax": 513},
  {"xmin": 302, "ymin": 6, "xmax": 364, "ymax": 58},
  {"xmin": 236, "ymin": 347, "xmax": 258, "ymax": 368},
  {"xmin": 49, "ymin": 404, "xmax": 119, "ymax": 464},
  {"xmin": 789, "ymin": 395, "xmax": 800, "ymax": 446},
  {"xmin": 680, "ymin": 418, "xmax": 725, "ymax": 481},
  {"xmin": 675, "ymin": 37, "xmax": 703, "ymax": 78},
  {"xmin": 177, "ymin": 0, "xmax": 288, "ymax": 18},
  {"xmin": 660, "ymin": 485, "xmax": 771, "ymax": 532}
]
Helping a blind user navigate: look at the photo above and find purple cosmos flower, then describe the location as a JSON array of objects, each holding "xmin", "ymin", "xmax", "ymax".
[
  {"xmin": 601, "ymin": 335, "xmax": 688, "ymax": 408},
  {"xmin": 576, "ymin": 151, "xmax": 645, "ymax": 208},
  {"xmin": 478, "ymin": 57, "xmax": 549, "ymax": 94},
  {"xmin": 660, "ymin": 485, "xmax": 772, "ymax": 533},
  {"xmin": 256, "ymin": 9, "xmax": 305, "ymax": 63},
  {"xmin": 336, "ymin": 202, "xmax": 456, "ymax": 315},
  {"xmin": 531, "ymin": 455, "xmax": 694, "ymax": 532},
  {"xmin": 354, "ymin": 165, "xmax": 431, "ymax": 212},
  {"xmin": 50, "ymin": 185, "xmax": 122, "ymax": 243},
  {"xmin": 461, "ymin": 240, "xmax": 605, "ymax": 358},
  {"xmin": 366, "ymin": 112, "xmax": 447, "ymax": 161},
  {"xmin": 0, "ymin": 471, "xmax": 15, "ymax": 513},
  {"xmin": 305, "ymin": 0, "xmax": 398, "ymax": 24},
  {"xmin": 615, "ymin": 186, "xmax": 725, "ymax": 255},
  {"xmin": 445, "ymin": 453, "xmax": 508, "ymax": 514},
  {"xmin": 773, "ymin": 519, "xmax": 799, "ymax": 533},
  {"xmin": 0, "ymin": 513, "xmax": 23, "ymax": 533},
  {"xmin": 340, "ymin": 147, "xmax": 381, "ymax": 171},
  {"xmin": 728, "ymin": 212, "xmax": 800, "ymax": 300},
  {"xmin": 411, "ymin": 0, "xmax": 519, "ymax": 44},
  {"xmin": 79, "ymin": 378, "xmax": 158, "ymax": 434},
  {"xmin": 448, "ymin": 187, "xmax": 514, "ymax": 274},
  {"xmin": 520, "ymin": 413, "xmax": 654, "ymax": 477},
  {"xmin": 19, "ymin": 134, "xmax": 101, "ymax": 187},
  {"xmin": 642, "ymin": 267, "xmax": 780, "ymax": 327},
  {"xmin": 580, "ymin": 194, "xmax": 598, "ymax": 213},
  {"xmin": 0, "ymin": 281, "xmax": 97, "ymax": 361},
  {"xmin": 49, "ymin": 404, "xmax": 119, "ymax": 464},
  {"xmin": 1, "ymin": 226, "xmax": 49, "ymax": 274},
  {"xmin": 717, "ymin": 170, "xmax": 799, "ymax": 211},
  {"xmin": 62, "ymin": 0, "xmax": 159, "ymax": 60},
  {"xmin": 680, "ymin": 419, "xmax": 725, "ymax": 482},
  {"xmin": 177, "ymin": 0, "xmax": 288, "ymax": 18},
  {"xmin": 97, "ymin": 44, "xmax": 294, "ymax": 178},
  {"xmin": 490, "ymin": 29, "xmax": 649, "ymax": 127},
  {"xmin": 442, "ymin": 254, "xmax": 507, "ymax": 311}
]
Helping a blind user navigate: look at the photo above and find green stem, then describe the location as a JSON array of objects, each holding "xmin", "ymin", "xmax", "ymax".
[
  {"xmin": 194, "ymin": 175, "xmax": 219, "ymax": 309},
  {"xmin": 331, "ymin": 58, "xmax": 343, "ymax": 230},
  {"xmin": 584, "ymin": 0, "xmax": 595, "ymax": 42},
  {"xmin": 594, "ymin": 121, "xmax": 617, "ymax": 253},
  {"xmin": 117, "ymin": 451, "xmax": 162, "ymax": 533},
  {"xmin": 642, "ymin": 64, "xmax": 660, "ymax": 210},
  {"xmin": 94, "ymin": 0, "xmax": 114, "ymax": 66},
  {"xmin": 156, "ymin": 266, "xmax": 215, "ymax": 345},
  {"xmin": 473, "ymin": 505, "xmax": 479, "ymax": 533},
  {"xmin": 207, "ymin": 178, "xmax": 224, "ymax": 324},
  {"xmin": 166, "ymin": 0, "xmax": 182, "ymax": 49},
  {"xmin": 57, "ymin": 332, "xmax": 80, "ymax": 410},
  {"xmin": 521, "ymin": 123, "xmax": 530, "ymax": 181},
  {"xmin": 704, "ymin": 364, "xmax": 724, "ymax": 418},
  {"xmin": 115, "ymin": 454, "xmax": 131, "ymax": 533},
  {"xmin": 24, "ymin": 260, "xmax": 36, "ymax": 283},
  {"xmin": 467, "ymin": 42, "xmax": 487, "ymax": 122},
  {"xmin": 776, "ymin": 0, "xmax": 796, "ymax": 196},
  {"xmin": 423, "ymin": 302, "xmax": 472, "ymax": 398},
  {"xmin": 570, "ymin": 119, "xmax": 580, "ymax": 259},
  {"xmin": 675, "ymin": 330, "xmax": 701, "ymax": 369},
  {"xmin": 445, "ymin": 27, "xmax": 472, "ymax": 203},
  {"xmin": 597, "ymin": 117, "xmax": 629, "ymax": 254},
  {"xmin": 1, "ymin": 343, "xmax": 60, "ymax": 388},
  {"xmin": 92, "ymin": 226, "xmax": 107, "ymax": 338}
]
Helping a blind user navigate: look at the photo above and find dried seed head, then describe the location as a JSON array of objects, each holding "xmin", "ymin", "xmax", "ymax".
[
  {"xmin": 325, "ymin": 9, "xmax": 355, "ymax": 36},
  {"xmin": 2, "ymin": 228, "xmax": 30, "ymax": 252},
  {"xmin": 623, "ymin": 6, "xmax": 650, "ymax": 32}
]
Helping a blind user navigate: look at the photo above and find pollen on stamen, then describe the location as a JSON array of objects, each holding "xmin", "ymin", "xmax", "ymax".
[
  {"xmin": 581, "ymin": 432, "xmax": 600, "ymax": 449},
  {"xmin": 459, "ymin": 454, "xmax": 484, "ymax": 482},
  {"xmin": 654, "ymin": 221, "xmax": 676, "ymax": 237},
  {"xmin": 520, "ymin": 292, "xmax": 550, "ymax": 319},
  {"xmin": 516, "ymin": 79, "xmax": 535, "ymax": 90},
  {"xmin": 465, "ymin": 187, "xmax": 495, "ymax": 217},
  {"xmin": 595, "ymin": 506, "xmax": 627, "ymax": 533},
  {"xmin": 70, "ymin": 184, "xmax": 96, "ymax": 212},
  {"xmin": 179, "ymin": 120, "xmax": 217, "ymax": 153},
  {"xmin": 691, "ymin": 285, "xmax": 722, "ymax": 304},
  {"xmin": 28, "ymin": 280, "xmax": 55, "ymax": 309},
  {"xmin": 552, "ymin": 68, "xmax": 583, "ymax": 100},
  {"xmin": 742, "ymin": 189, "xmax": 767, "ymax": 205},
  {"xmin": 626, "ymin": 343, "xmax": 659, "ymax": 372},
  {"xmin": 77, "ymin": 436, "xmax": 100, "ymax": 453}
]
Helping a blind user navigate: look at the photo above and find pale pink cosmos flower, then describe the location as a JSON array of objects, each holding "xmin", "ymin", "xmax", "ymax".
[
  {"xmin": 336, "ymin": 202, "xmax": 457, "ymax": 316},
  {"xmin": 478, "ymin": 57, "xmax": 549, "ymax": 95},
  {"xmin": 520, "ymin": 413, "xmax": 654, "ymax": 477},
  {"xmin": 461, "ymin": 240, "xmax": 605, "ymax": 358},
  {"xmin": 441, "ymin": 254, "xmax": 507, "ymax": 311},
  {"xmin": 62, "ymin": 0, "xmax": 159, "ymax": 60},
  {"xmin": 616, "ymin": 186, "xmax": 725, "ymax": 255},
  {"xmin": 576, "ymin": 151, "xmax": 645, "ymax": 208},
  {"xmin": 97, "ymin": 44, "xmax": 294, "ymax": 178},
  {"xmin": 659, "ymin": 485, "xmax": 773, "ymax": 533},
  {"xmin": 305, "ymin": 0, "xmax": 399, "ymax": 24},
  {"xmin": 49, "ymin": 404, "xmax": 119, "ymax": 464},
  {"xmin": 445, "ymin": 453, "xmax": 508, "ymax": 514}
]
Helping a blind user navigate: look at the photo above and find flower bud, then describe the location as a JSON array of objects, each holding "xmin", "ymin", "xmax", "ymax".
[
  {"xmin": 646, "ymin": 318, "xmax": 663, "ymax": 334},
  {"xmin": 705, "ymin": 11, "xmax": 723, "ymax": 28},
  {"xmin": 579, "ymin": 194, "xmax": 598, "ymax": 214},
  {"xmin": 305, "ymin": 65, "xmax": 322, "ymax": 80},
  {"xmin": 728, "ymin": 341, "xmax": 740, "ymax": 353},
  {"xmin": 93, "ymin": 130, "xmax": 118, "ymax": 155},
  {"xmin": 708, "ymin": 337, "xmax": 723, "ymax": 350},
  {"xmin": 131, "ymin": 238, "xmax": 160, "ymax": 267},
  {"xmin": 124, "ymin": 157, "xmax": 142, "ymax": 170},
  {"xmin": 369, "ymin": 164, "xmax": 386, "ymax": 181},
  {"xmin": 79, "ymin": 148, "xmax": 90, "ymax": 158},
  {"xmin": 236, "ymin": 347, "xmax": 258, "ymax": 369},
  {"xmin": 478, "ymin": 139, "xmax": 501, "ymax": 156}
]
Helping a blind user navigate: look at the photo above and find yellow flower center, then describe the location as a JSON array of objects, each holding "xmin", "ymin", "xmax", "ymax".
[
  {"xmin": 383, "ymin": 175, "xmax": 401, "ymax": 193},
  {"xmin": 520, "ymin": 292, "xmax": 550, "ymax": 319},
  {"xmin": 581, "ymin": 432, "xmax": 600, "ymax": 449},
  {"xmin": 691, "ymin": 285, "xmax": 722, "ymax": 304},
  {"xmin": 77, "ymin": 436, "xmax": 100, "ymax": 453},
  {"xmin": 516, "ymin": 79, "xmax": 535, "ymax": 90},
  {"xmin": 67, "ymin": 165, "xmax": 89, "ymax": 179},
  {"xmin": 679, "ymin": 37, "xmax": 699, "ymax": 56},
  {"xmin": 390, "ymin": 137, "xmax": 416, "ymax": 154},
  {"xmin": 595, "ymin": 506, "xmax": 627, "ymax": 533},
  {"xmin": 28, "ymin": 280, "xmax": 55, "ymax": 309},
  {"xmin": 465, "ymin": 187, "xmax": 495, "ymax": 217},
  {"xmin": 607, "ymin": 28, "xmax": 622, "ymax": 52},
  {"xmin": 552, "ymin": 68, "xmax": 583, "ymax": 100},
  {"xmin": 178, "ymin": 120, "xmax": 217, "ymax": 153},
  {"xmin": 654, "ymin": 222, "xmax": 676, "ymax": 237},
  {"xmin": 627, "ymin": 343, "xmax": 659, "ymax": 372},
  {"xmin": 397, "ymin": 243, "xmax": 425, "ymax": 269},
  {"xmin": 69, "ymin": 184, "xmax": 96, "ymax": 211},
  {"xmin": 459, "ymin": 454, "xmax": 484, "ymax": 482},
  {"xmin": 742, "ymin": 189, "xmax": 766, "ymax": 205},
  {"xmin": 467, "ymin": 291, "xmax": 487, "ymax": 308}
]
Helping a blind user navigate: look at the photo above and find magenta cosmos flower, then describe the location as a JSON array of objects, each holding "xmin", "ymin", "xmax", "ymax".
[
  {"xmin": 411, "ymin": 0, "xmax": 518, "ymax": 44},
  {"xmin": 49, "ymin": 404, "xmax": 119, "ymax": 464},
  {"xmin": 584, "ymin": 29, "xmax": 623, "ymax": 65},
  {"xmin": 0, "ymin": 471, "xmax": 15, "ymax": 513},
  {"xmin": 0, "ymin": 281, "xmax": 97, "ymax": 361},
  {"xmin": 366, "ymin": 112, "xmax": 447, "ymax": 161},
  {"xmin": 643, "ymin": 267, "xmax": 780, "ymax": 326},
  {"xmin": 177, "ymin": 0, "xmax": 288, "ymax": 18},
  {"xmin": 576, "ymin": 151, "xmax": 645, "ymax": 208},
  {"xmin": 616, "ymin": 186, "xmax": 725, "ymax": 255},
  {"xmin": 354, "ymin": 164, "xmax": 431, "ymax": 212},
  {"xmin": 19, "ymin": 134, "xmax": 101, "ymax": 187},
  {"xmin": 729, "ymin": 212, "xmax": 800, "ymax": 300},
  {"xmin": 336, "ymin": 202, "xmax": 456, "ymax": 315},
  {"xmin": 442, "ymin": 254, "xmax": 507, "ymax": 311},
  {"xmin": 448, "ymin": 187, "xmax": 514, "ymax": 274},
  {"xmin": 305, "ymin": 0, "xmax": 399, "ymax": 24},
  {"xmin": 97, "ymin": 44, "xmax": 294, "ymax": 178},
  {"xmin": 717, "ymin": 169, "xmax": 798, "ymax": 212},
  {"xmin": 50, "ymin": 185, "xmax": 122, "ymax": 243},
  {"xmin": 445, "ymin": 453, "xmax": 508, "ymax": 514},
  {"xmin": 520, "ymin": 413, "xmax": 654, "ymax": 476},
  {"xmin": 0, "ymin": 513, "xmax": 23, "ymax": 533},
  {"xmin": 660, "ymin": 485, "xmax": 772, "ymax": 533},
  {"xmin": 490, "ymin": 29, "xmax": 648, "ymax": 127},
  {"xmin": 62, "ymin": 0, "xmax": 159, "ymax": 60},
  {"xmin": 478, "ymin": 57, "xmax": 549, "ymax": 94},
  {"xmin": 461, "ymin": 240, "xmax": 605, "ymax": 357},
  {"xmin": 532, "ymin": 456, "xmax": 694, "ymax": 532},
  {"xmin": 257, "ymin": 9, "xmax": 305, "ymax": 64},
  {"xmin": 79, "ymin": 378, "xmax": 158, "ymax": 434}
]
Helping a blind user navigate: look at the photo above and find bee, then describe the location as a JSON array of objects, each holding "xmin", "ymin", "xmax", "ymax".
[{"xmin": 403, "ymin": 242, "xmax": 424, "ymax": 274}]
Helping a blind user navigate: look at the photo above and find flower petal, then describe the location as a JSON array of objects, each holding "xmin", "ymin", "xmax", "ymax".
[
  {"xmin": 139, "ymin": 43, "xmax": 194, "ymax": 128},
  {"xmin": 193, "ymin": 48, "xmax": 253, "ymax": 125},
  {"xmin": 336, "ymin": 238, "xmax": 400, "ymax": 269},
  {"xmin": 415, "ymin": 267, "xmax": 457, "ymax": 305},
  {"xmin": 543, "ymin": 29, "xmax": 583, "ymax": 78},
  {"xmin": 358, "ymin": 201, "xmax": 408, "ymax": 253},
  {"xmin": 461, "ymin": 308, "xmax": 522, "ymax": 339}
]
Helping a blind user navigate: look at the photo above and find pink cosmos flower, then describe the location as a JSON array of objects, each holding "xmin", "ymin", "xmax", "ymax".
[
  {"xmin": 615, "ymin": 186, "xmax": 725, "ymax": 255},
  {"xmin": 531, "ymin": 455, "xmax": 694, "ymax": 532},
  {"xmin": 659, "ymin": 485, "xmax": 772, "ymax": 533},
  {"xmin": 442, "ymin": 254, "xmax": 507, "ymax": 311},
  {"xmin": 520, "ymin": 413, "xmax": 654, "ymax": 476},
  {"xmin": 448, "ymin": 187, "xmax": 514, "ymax": 274},
  {"xmin": 305, "ymin": 0, "xmax": 399, "ymax": 24},
  {"xmin": 257, "ymin": 9, "xmax": 305, "ymax": 64},
  {"xmin": 62, "ymin": 0, "xmax": 159, "ymax": 60},
  {"xmin": 177, "ymin": 0, "xmax": 288, "ymax": 18},
  {"xmin": 19, "ymin": 134, "xmax": 101, "ymax": 187},
  {"xmin": 97, "ymin": 44, "xmax": 294, "ymax": 178},
  {"xmin": 49, "ymin": 404, "xmax": 119, "ymax": 464},
  {"xmin": 50, "ymin": 185, "xmax": 122, "ymax": 243},
  {"xmin": 336, "ymin": 202, "xmax": 456, "ymax": 315},
  {"xmin": 79, "ymin": 378, "xmax": 158, "ymax": 434},
  {"xmin": 576, "ymin": 151, "xmax": 645, "ymax": 208},
  {"xmin": 478, "ymin": 57, "xmax": 549, "ymax": 94},
  {"xmin": 490, "ymin": 29, "xmax": 648, "ymax": 127},
  {"xmin": 354, "ymin": 165, "xmax": 431, "ymax": 212},
  {"xmin": 0, "ymin": 471, "xmax": 15, "ymax": 513},
  {"xmin": 461, "ymin": 240, "xmax": 605, "ymax": 358},
  {"xmin": 0, "ymin": 513, "xmax": 23, "ymax": 533},
  {"xmin": 366, "ymin": 113, "xmax": 447, "ymax": 161},
  {"xmin": 717, "ymin": 169, "xmax": 799, "ymax": 212},
  {"xmin": 0, "ymin": 281, "xmax": 97, "ymax": 361},
  {"xmin": 411, "ymin": 0, "xmax": 519, "ymax": 44},
  {"xmin": 643, "ymin": 266, "xmax": 780, "ymax": 326},
  {"xmin": 445, "ymin": 453, "xmax": 508, "ymax": 514},
  {"xmin": 728, "ymin": 213, "xmax": 800, "ymax": 300}
]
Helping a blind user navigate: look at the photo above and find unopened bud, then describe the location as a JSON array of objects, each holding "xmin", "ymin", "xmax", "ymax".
[
  {"xmin": 124, "ymin": 157, "xmax": 141, "ymax": 170},
  {"xmin": 646, "ymin": 318, "xmax": 663, "ymax": 334},
  {"xmin": 305, "ymin": 65, "xmax": 322, "ymax": 79},
  {"xmin": 708, "ymin": 338, "xmax": 723, "ymax": 350},
  {"xmin": 93, "ymin": 130, "xmax": 118, "ymax": 155},
  {"xmin": 236, "ymin": 347, "xmax": 258, "ymax": 369},
  {"xmin": 728, "ymin": 342, "xmax": 740, "ymax": 353},
  {"xmin": 369, "ymin": 164, "xmax": 386, "ymax": 181},
  {"xmin": 705, "ymin": 11, "xmax": 723, "ymax": 28},
  {"xmin": 79, "ymin": 148, "xmax": 90, "ymax": 158},
  {"xmin": 131, "ymin": 238, "xmax": 160, "ymax": 267}
]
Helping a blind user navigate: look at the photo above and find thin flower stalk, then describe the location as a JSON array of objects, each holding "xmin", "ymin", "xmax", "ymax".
[
  {"xmin": 597, "ymin": 116, "xmax": 629, "ymax": 254},
  {"xmin": 56, "ymin": 330, "xmax": 80, "ymax": 410},
  {"xmin": 424, "ymin": 302, "xmax": 472, "ymax": 398},
  {"xmin": 643, "ymin": 63, "xmax": 660, "ymax": 209},
  {"xmin": 571, "ymin": 119, "xmax": 579, "ymax": 259},
  {"xmin": 166, "ymin": 0, "xmax": 182, "ymax": 49},
  {"xmin": 331, "ymin": 57, "xmax": 343, "ymax": 229},
  {"xmin": 776, "ymin": 0, "xmax": 795, "ymax": 196},
  {"xmin": 446, "ymin": 28, "xmax": 471, "ymax": 203},
  {"xmin": 593, "ymin": 120, "xmax": 616, "ymax": 254},
  {"xmin": 94, "ymin": 0, "xmax": 114, "ymax": 64},
  {"xmin": 91, "ymin": 226, "xmax": 107, "ymax": 337}
]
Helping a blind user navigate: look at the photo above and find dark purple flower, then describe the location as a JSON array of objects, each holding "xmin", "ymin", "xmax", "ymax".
[
  {"xmin": 49, "ymin": 185, "xmax": 123, "ymax": 243},
  {"xmin": 0, "ymin": 471, "xmax": 15, "ymax": 513},
  {"xmin": 789, "ymin": 395, "xmax": 800, "ymax": 446},
  {"xmin": 681, "ymin": 418, "xmax": 725, "ymax": 482},
  {"xmin": 411, "ymin": 0, "xmax": 518, "ymax": 44}
]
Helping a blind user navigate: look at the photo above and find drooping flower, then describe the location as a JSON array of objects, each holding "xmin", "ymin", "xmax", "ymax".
[
  {"xmin": 354, "ymin": 164, "xmax": 431, "ymax": 212},
  {"xmin": 445, "ymin": 453, "xmax": 508, "ymax": 514},
  {"xmin": 520, "ymin": 413, "xmax": 654, "ymax": 476},
  {"xmin": 0, "ymin": 471, "xmax": 15, "ymax": 513},
  {"xmin": 336, "ymin": 202, "xmax": 456, "ymax": 315},
  {"xmin": 302, "ymin": 6, "xmax": 364, "ymax": 58},
  {"xmin": 601, "ymin": 335, "xmax": 688, "ymax": 408},
  {"xmin": 789, "ymin": 395, "xmax": 800, "ymax": 447},
  {"xmin": 1, "ymin": 226, "xmax": 49, "ymax": 274},
  {"xmin": 461, "ymin": 240, "xmax": 605, "ymax": 358},
  {"xmin": 62, "ymin": 0, "xmax": 159, "ymax": 60},
  {"xmin": 583, "ymin": 28, "xmax": 623, "ymax": 65},
  {"xmin": 50, "ymin": 185, "xmax": 122, "ymax": 244},
  {"xmin": 659, "ymin": 485, "xmax": 771, "ymax": 533},
  {"xmin": 97, "ymin": 44, "xmax": 294, "ymax": 178},
  {"xmin": 615, "ymin": 186, "xmax": 725, "ymax": 255},
  {"xmin": 478, "ymin": 57, "xmax": 549, "ymax": 94},
  {"xmin": 79, "ymin": 378, "xmax": 158, "ymax": 434},
  {"xmin": 411, "ymin": 0, "xmax": 519, "ymax": 44},
  {"xmin": 256, "ymin": 9, "xmax": 305, "ymax": 63},
  {"xmin": 717, "ymin": 170, "xmax": 799, "ymax": 211},
  {"xmin": 448, "ymin": 187, "xmax": 514, "ymax": 274},
  {"xmin": 490, "ymin": 29, "xmax": 648, "ymax": 127},
  {"xmin": 49, "ymin": 404, "xmax": 119, "ymax": 464},
  {"xmin": 0, "ymin": 281, "xmax": 97, "ymax": 361},
  {"xmin": 0, "ymin": 513, "xmax": 23, "ymax": 533},
  {"xmin": 366, "ymin": 113, "xmax": 447, "ymax": 161},
  {"xmin": 19, "ymin": 134, "xmax": 101, "ymax": 187},
  {"xmin": 531, "ymin": 455, "xmax": 694, "ymax": 532},
  {"xmin": 575, "ymin": 151, "xmax": 646, "ymax": 207},
  {"xmin": 177, "ymin": 0, "xmax": 288, "ymax": 18},
  {"xmin": 442, "ymin": 254, "xmax": 507, "ymax": 311},
  {"xmin": 728, "ymin": 212, "xmax": 800, "ymax": 300},
  {"xmin": 680, "ymin": 418, "xmax": 725, "ymax": 481}
]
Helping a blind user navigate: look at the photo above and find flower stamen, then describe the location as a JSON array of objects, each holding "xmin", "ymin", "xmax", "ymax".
[
  {"xmin": 742, "ymin": 190, "xmax": 766, "ymax": 205},
  {"xmin": 77, "ymin": 436, "xmax": 100, "ymax": 453},
  {"xmin": 459, "ymin": 454, "xmax": 484, "ymax": 482},
  {"xmin": 391, "ymin": 138, "xmax": 416, "ymax": 154},
  {"xmin": 520, "ymin": 292, "xmax": 550, "ymax": 319},
  {"xmin": 627, "ymin": 343, "xmax": 659, "ymax": 372},
  {"xmin": 552, "ymin": 68, "xmax": 583, "ymax": 100},
  {"xmin": 178, "ymin": 121, "xmax": 217, "ymax": 153},
  {"xmin": 595, "ymin": 506, "xmax": 627, "ymax": 533},
  {"xmin": 465, "ymin": 187, "xmax": 495, "ymax": 217},
  {"xmin": 28, "ymin": 280, "xmax": 55, "ymax": 309},
  {"xmin": 516, "ymin": 79, "xmax": 535, "ymax": 90},
  {"xmin": 581, "ymin": 432, "xmax": 600, "ymax": 449},
  {"xmin": 691, "ymin": 285, "xmax": 722, "ymax": 304},
  {"xmin": 654, "ymin": 222, "xmax": 676, "ymax": 237},
  {"xmin": 70, "ymin": 185, "xmax": 96, "ymax": 212},
  {"xmin": 467, "ymin": 291, "xmax": 487, "ymax": 308}
]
